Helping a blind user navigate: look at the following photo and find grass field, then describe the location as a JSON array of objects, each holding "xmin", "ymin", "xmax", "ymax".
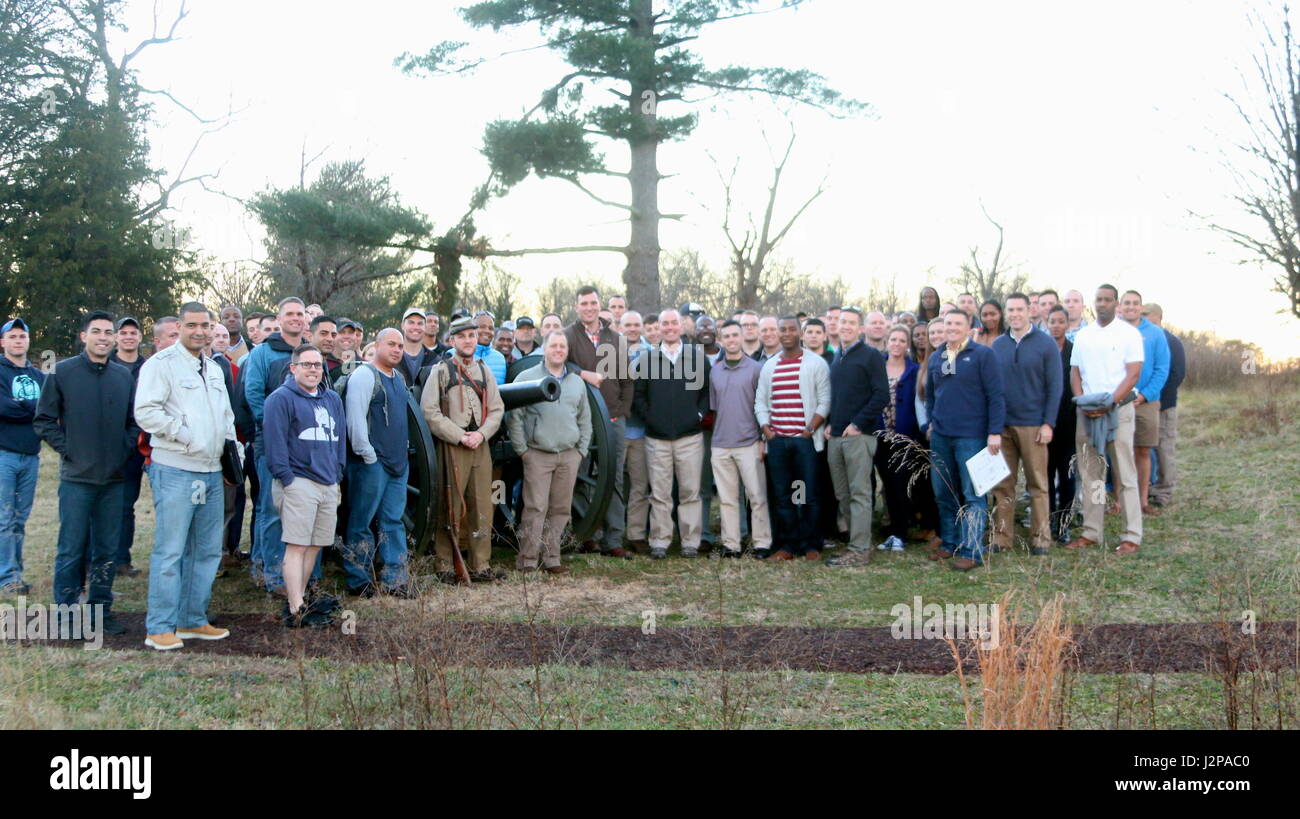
[{"xmin": 2, "ymin": 374, "xmax": 1298, "ymax": 729}]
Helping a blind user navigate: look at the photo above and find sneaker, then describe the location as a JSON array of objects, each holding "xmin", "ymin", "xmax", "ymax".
[
  {"xmin": 176, "ymin": 624, "xmax": 230, "ymax": 641},
  {"xmin": 827, "ymin": 549, "xmax": 875, "ymax": 567},
  {"xmin": 885, "ymin": 536, "xmax": 906, "ymax": 552},
  {"xmin": 708, "ymin": 548, "xmax": 742, "ymax": 559},
  {"xmin": 100, "ymin": 614, "xmax": 128, "ymax": 635},
  {"xmin": 0, "ymin": 581, "xmax": 30, "ymax": 596},
  {"xmin": 144, "ymin": 632, "xmax": 183, "ymax": 651},
  {"xmin": 875, "ymin": 539, "xmax": 890, "ymax": 550},
  {"xmin": 681, "ymin": 547, "xmax": 699, "ymax": 558},
  {"xmin": 649, "ymin": 548, "xmax": 668, "ymax": 560}
]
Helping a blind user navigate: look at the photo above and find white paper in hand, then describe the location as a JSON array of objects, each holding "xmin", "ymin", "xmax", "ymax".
[{"xmin": 965, "ymin": 446, "xmax": 1011, "ymax": 497}]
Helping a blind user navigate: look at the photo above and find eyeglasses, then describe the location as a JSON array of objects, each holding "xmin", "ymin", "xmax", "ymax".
[{"xmin": 294, "ymin": 361, "xmax": 323, "ymax": 369}]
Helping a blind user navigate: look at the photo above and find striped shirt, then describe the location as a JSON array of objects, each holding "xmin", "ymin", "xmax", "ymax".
[{"xmin": 769, "ymin": 354, "xmax": 807, "ymax": 437}]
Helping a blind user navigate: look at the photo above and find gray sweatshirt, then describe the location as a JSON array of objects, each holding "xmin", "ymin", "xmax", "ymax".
[{"xmin": 507, "ymin": 363, "xmax": 592, "ymax": 455}]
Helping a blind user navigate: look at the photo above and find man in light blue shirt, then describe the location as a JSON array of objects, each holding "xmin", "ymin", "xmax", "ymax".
[{"xmin": 473, "ymin": 310, "xmax": 508, "ymax": 385}]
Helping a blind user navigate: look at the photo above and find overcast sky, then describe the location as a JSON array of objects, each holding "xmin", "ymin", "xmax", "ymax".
[{"xmin": 119, "ymin": 0, "xmax": 1299, "ymax": 359}]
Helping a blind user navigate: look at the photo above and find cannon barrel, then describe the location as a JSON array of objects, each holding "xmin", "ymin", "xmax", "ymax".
[{"xmin": 499, "ymin": 375, "xmax": 560, "ymax": 410}]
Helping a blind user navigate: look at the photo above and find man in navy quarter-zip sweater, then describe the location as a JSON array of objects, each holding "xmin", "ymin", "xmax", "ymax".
[
  {"xmin": 924, "ymin": 308, "xmax": 1006, "ymax": 571},
  {"xmin": 989, "ymin": 293, "xmax": 1061, "ymax": 557}
]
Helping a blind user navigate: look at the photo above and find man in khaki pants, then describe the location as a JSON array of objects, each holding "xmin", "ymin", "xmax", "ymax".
[
  {"xmin": 421, "ymin": 316, "xmax": 505, "ymax": 582},
  {"xmin": 1066, "ymin": 285, "xmax": 1144, "ymax": 555},
  {"xmin": 989, "ymin": 293, "xmax": 1062, "ymax": 556},
  {"xmin": 632, "ymin": 310, "xmax": 711, "ymax": 559},
  {"xmin": 708, "ymin": 320, "xmax": 770, "ymax": 556},
  {"xmin": 507, "ymin": 331, "xmax": 591, "ymax": 573}
]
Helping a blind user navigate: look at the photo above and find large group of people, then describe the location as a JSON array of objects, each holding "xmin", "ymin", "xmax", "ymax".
[{"xmin": 0, "ymin": 282, "xmax": 1187, "ymax": 648}]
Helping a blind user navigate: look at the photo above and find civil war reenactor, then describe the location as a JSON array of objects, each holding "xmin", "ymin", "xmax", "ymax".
[{"xmin": 419, "ymin": 315, "xmax": 506, "ymax": 584}]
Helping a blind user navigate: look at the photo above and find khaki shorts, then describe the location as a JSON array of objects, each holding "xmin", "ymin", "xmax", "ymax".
[
  {"xmin": 1134, "ymin": 399, "xmax": 1161, "ymax": 447},
  {"xmin": 272, "ymin": 478, "xmax": 340, "ymax": 547}
]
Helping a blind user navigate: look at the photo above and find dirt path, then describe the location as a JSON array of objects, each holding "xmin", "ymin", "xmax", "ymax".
[{"xmin": 17, "ymin": 613, "xmax": 1298, "ymax": 674}]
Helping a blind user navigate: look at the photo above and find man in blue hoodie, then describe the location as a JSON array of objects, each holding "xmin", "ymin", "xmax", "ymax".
[
  {"xmin": 990, "ymin": 293, "xmax": 1062, "ymax": 556},
  {"xmin": 1120, "ymin": 290, "xmax": 1169, "ymax": 515},
  {"xmin": 240, "ymin": 296, "xmax": 307, "ymax": 592},
  {"xmin": 263, "ymin": 344, "xmax": 346, "ymax": 626},
  {"xmin": 473, "ymin": 310, "xmax": 509, "ymax": 385},
  {"xmin": 925, "ymin": 309, "xmax": 1006, "ymax": 570},
  {"xmin": 0, "ymin": 318, "xmax": 45, "ymax": 596}
]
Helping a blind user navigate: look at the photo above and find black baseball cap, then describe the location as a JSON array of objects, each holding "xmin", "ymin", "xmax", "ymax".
[
  {"xmin": 1, "ymin": 317, "xmax": 29, "ymax": 335},
  {"xmin": 515, "ymin": 316, "xmax": 535, "ymax": 328},
  {"xmin": 115, "ymin": 317, "xmax": 141, "ymax": 331}
]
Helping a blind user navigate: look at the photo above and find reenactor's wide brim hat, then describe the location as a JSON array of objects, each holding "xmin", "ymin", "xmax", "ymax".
[{"xmin": 447, "ymin": 315, "xmax": 477, "ymax": 337}]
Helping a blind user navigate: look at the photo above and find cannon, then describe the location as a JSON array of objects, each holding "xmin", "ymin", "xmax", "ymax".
[{"xmin": 398, "ymin": 354, "xmax": 617, "ymax": 554}]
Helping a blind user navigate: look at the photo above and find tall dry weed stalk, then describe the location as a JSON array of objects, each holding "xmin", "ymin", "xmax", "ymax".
[{"xmin": 948, "ymin": 591, "xmax": 1074, "ymax": 729}]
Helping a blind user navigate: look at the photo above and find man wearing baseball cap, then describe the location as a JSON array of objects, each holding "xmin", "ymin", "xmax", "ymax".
[
  {"xmin": 109, "ymin": 316, "xmax": 148, "ymax": 576},
  {"xmin": 0, "ymin": 318, "xmax": 45, "ymax": 595},
  {"xmin": 512, "ymin": 316, "xmax": 540, "ymax": 361},
  {"xmin": 399, "ymin": 307, "xmax": 438, "ymax": 385}
]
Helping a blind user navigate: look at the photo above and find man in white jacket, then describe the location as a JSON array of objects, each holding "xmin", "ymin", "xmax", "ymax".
[{"xmin": 134, "ymin": 303, "xmax": 237, "ymax": 651}]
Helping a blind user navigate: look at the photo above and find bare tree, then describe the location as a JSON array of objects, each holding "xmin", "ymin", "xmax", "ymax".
[
  {"xmin": 196, "ymin": 258, "xmax": 272, "ymax": 310},
  {"xmin": 459, "ymin": 261, "xmax": 520, "ymax": 321},
  {"xmin": 949, "ymin": 205, "xmax": 1028, "ymax": 304},
  {"xmin": 713, "ymin": 129, "xmax": 827, "ymax": 309},
  {"xmin": 1206, "ymin": 5, "xmax": 1300, "ymax": 319}
]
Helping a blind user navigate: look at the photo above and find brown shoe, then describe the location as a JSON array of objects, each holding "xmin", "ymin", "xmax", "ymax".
[
  {"xmin": 578, "ymin": 539, "xmax": 600, "ymax": 554},
  {"xmin": 544, "ymin": 566, "xmax": 569, "ymax": 575},
  {"xmin": 1115, "ymin": 540, "xmax": 1140, "ymax": 555},
  {"xmin": 927, "ymin": 547, "xmax": 953, "ymax": 561},
  {"xmin": 951, "ymin": 557, "xmax": 981, "ymax": 571},
  {"xmin": 804, "ymin": 550, "xmax": 821, "ymax": 562},
  {"xmin": 627, "ymin": 539, "xmax": 651, "ymax": 554},
  {"xmin": 1064, "ymin": 537, "xmax": 1096, "ymax": 550},
  {"xmin": 602, "ymin": 546, "xmax": 634, "ymax": 560},
  {"xmin": 768, "ymin": 550, "xmax": 796, "ymax": 561}
]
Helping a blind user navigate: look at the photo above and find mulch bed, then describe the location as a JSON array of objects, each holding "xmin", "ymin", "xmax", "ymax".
[{"xmin": 17, "ymin": 613, "xmax": 1298, "ymax": 675}]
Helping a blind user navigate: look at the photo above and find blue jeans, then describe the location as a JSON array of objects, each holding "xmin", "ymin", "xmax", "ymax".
[
  {"xmin": 929, "ymin": 432, "xmax": 988, "ymax": 563},
  {"xmin": 53, "ymin": 480, "xmax": 123, "ymax": 610},
  {"xmin": 343, "ymin": 461, "xmax": 409, "ymax": 590},
  {"xmin": 145, "ymin": 464, "xmax": 224, "ymax": 635},
  {"xmin": 0, "ymin": 450, "xmax": 40, "ymax": 587},
  {"xmin": 117, "ymin": 450, "xmax": 145, "ymax": 566},
  {"xmin": 765, "ymin": 436, "xmax": 821, "ymax": 554}
]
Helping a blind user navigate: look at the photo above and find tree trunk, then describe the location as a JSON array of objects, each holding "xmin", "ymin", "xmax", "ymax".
[
  {"xmin": 434, "ymin": 243, "xmax": 462, "ymax": 318},
  {"xmin": 624, "ymin": 0, "xmax": 660, "ymax": 311}
]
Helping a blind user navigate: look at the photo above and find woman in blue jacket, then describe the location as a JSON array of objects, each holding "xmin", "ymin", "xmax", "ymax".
[{"xmin": 873, "ymin": 326, "xmax": 937, "ymax": 551}]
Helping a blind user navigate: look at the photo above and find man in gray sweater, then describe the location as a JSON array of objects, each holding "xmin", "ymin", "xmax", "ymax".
[{"xmin": 507, "ymin": 330, "xmax": 592, "ymax": 573}]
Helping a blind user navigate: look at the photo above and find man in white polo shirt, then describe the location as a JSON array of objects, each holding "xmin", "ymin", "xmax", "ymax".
[{"xmin": 1066, "ymin": 284, "xmax": 1144, "ymax": 555}]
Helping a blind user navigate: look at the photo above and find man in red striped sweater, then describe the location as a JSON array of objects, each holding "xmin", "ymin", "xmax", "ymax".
[{"xmin": 755, "ymin": 316, "xmax": 831, "ymax": 560}]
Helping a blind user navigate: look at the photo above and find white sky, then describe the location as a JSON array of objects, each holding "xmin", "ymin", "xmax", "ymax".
[{"xmin": 119, "ymin": 0, "xmax": 1299, "ymax": 359}]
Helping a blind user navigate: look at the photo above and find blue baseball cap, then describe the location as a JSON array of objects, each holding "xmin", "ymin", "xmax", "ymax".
[{"xmin": 1, "ymin": 317, "xmax": 29, "ymax": 335}]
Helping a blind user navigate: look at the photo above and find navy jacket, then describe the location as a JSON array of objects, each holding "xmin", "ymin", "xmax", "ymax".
[
  {"xmin": 925, "ymin": 341, "xmax": 1006, "ymax": 439},
  {"xmin": 263, "ymin": 378, "xmax": 347, "ymax": 487},
  {"xmin": 0, "ymin": 356, "xmax": 46, "ymax": 455},
  {"xmin": 33, "ymin": 352, "xmax": 138, "ymax": 484},
  {"xmin": 1160, "ymin": 329, "xmax": 1185, "ymax": 409},
  {"xmin": 991, "ymin": 325, "xmax": 1062, "ymax": 428},
  {"xmin": 874, "ymin": 357, "xmax": 920, "ymax": 439},
  {"xmin": 828, "ymin": 341, "xmax": 890, "ymax": 436}
]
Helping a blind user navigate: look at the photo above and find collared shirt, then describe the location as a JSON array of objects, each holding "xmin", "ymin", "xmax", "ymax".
[
  {"xmin": 709, "ymin": 354, "xmax": 762, "ymax": 448},
  {"xmin": 1070, "ymin": 318, "xmax": 1143, "ymax": 395}
]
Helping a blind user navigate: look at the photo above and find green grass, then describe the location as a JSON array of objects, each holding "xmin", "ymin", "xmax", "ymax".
[
  {"xmin": 2, "ymin": 644, "xmax": 1288, "ymax": 730},
  {"xmin": 3, "ymin": 377, "xmax": 1297, "ymax": 729}
]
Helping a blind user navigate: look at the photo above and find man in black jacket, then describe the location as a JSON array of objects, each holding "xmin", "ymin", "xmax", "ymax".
[
  {"xmin": 33, "ymin": 312, "xmax": 136, "ymax": 634},
  {"xmin": 633, "ymin": 309, "xmax": 711, "ymax": 559},
  {"xmin": 824, "ymin": 308, "xmax": 889, "ymax": 558}
]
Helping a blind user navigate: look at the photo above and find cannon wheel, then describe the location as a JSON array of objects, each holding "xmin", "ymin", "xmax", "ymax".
[
  {"xmin": 504, "ymin": 355, "xmax": 616, "ymax": 548},
  {"xmin": 405, "ymin": 389, "xmax": 438, "ymax": 554}
]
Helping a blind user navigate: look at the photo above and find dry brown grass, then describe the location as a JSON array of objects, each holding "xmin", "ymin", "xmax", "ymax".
[{"xmin": 949, "ymin": 591, "xmax": 1074, "ymax": 729}]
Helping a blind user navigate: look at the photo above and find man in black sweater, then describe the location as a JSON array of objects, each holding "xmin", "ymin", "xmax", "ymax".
[
  {"xmin": 33, "ymin": 311, "xmax": 137, "ymax": 635},
  {"xmin": 824, "ymin": 308, "xmax": 889, "ymax": 558},
  {"xmin": 632, "ymin": 309, "xmax": 712, "ymax": 559}
]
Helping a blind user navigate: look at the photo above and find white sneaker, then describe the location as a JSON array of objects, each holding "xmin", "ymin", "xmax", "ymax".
[
  {"xmin": 875, "ymin": 540, "xmax": 890, "ymax": 550},
  {"xmin": 886, "ymin": 536, "xmax": 905, "ymax": 552}
]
